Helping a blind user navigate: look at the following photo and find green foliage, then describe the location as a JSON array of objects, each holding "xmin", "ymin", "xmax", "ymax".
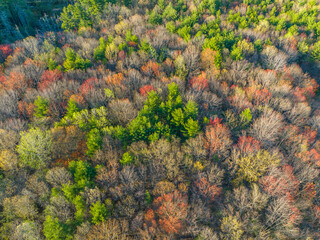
[
  {"xmin": 117, "ymin": 83, "xmax": 200, "ymax": 145},
  {"xmin": 104, "ymin": 88, "xmax": 115, "ymax": 100},
  {"xmin": 58, "ymin": 106, "xmax": 109, "ymax": 131},
  {"xmin": 149, "ymin": 10, "xmax": 163, "ymax": 25},
  {"xmin": 230, "ymin": 47, "xmax": 243, "ymax": 61},
  {"xmin": 43, "ymin": 216, "xmax": 72, "ymax": 240},
  {"xmin": 66, "ymin": 99, "xmax": 79, "ymax": 118},
  {"xmin": 254, "ymin": 39, "xmax": 263, "ymax": 52},
  {"xmin": 145, "ymin": 190, "xmax": 152, "ymax": 204},
  {"xmin": 239, "ymin": 108, "xmax": 252, "ymax": 128},
  {"xmin": 163, "ymin": 3, "xmax": 177, "ymax": 21},
  {"xmin": 63, "ymin": 48, "xmax": 91, "ymax": 72},
  {"xmin": 69, "ymin": 160, "xmax": 96, "ymax": 189},
  {"xmin": 174, "ymin": 55, "xmax": 188, "ymax": 79},
  {"xmin": 60, "ymin": 0, "xmax": 103, "ymax": 31},
  {"xmin": 94, "ymin": 37, "xmax": 107, "ymax": 61},
  {"xmin": 90, "ymin": 201, "xmax": 109, "ymax": 224},
  {"xmin": 73, "ymin": 195, "xmax": 86, "ymax": 223},
  {"xmin": 312, "ymin": 41, "xmax": 320, "ymax": 61},
  {"xmin": 120, "ymin": 152, "xmax": 134, "ymax": 165},
  {"xmin": 166, "ymin": 21, "xmax": 176, "ymax": 33},
  {"xmin": 86, "ymin": 128, "xmax": 102, "ymax": 156},
  {"xmin": 183, "ymin": 118, "xmax": 200, "ymax": 138},
  {"xmin": 16, "ymin": 128, "xmax": 53, "ymax": 170},
  {"xmin": 34, "ymin": 96, "xmax": 49, "ymax": 118}
]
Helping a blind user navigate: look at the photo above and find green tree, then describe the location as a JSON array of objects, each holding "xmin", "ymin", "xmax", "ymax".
[
  {"xmin": 66, "ymin": 99, "xmax": 79, "ymax": 118},
  {"xmin": 90, "ymin": 201, "xmax": 109, "ymax": 224},
  {"xmin": 43, "ymin": 216, "xmax": 72, "ymax": 240},
  {"xmin": 163, "ymin": 3, "xmax": 177, "ymax": 21},
  {"xmin": 16, "ymin": 128, "xmax": 53, "ymax": 170},
  {"xmin": 120, "ymin": 152, "xmax": 134, "ymax": 165},
  {"xmin": 86, "ymin": 128, "xmax": 103, "ymax": 156},
  {"xmin": 34, "ymin": 96, "xmax": 49, "ymax": 118},
  {"xmin": 69, "ymin": 160, "xmax": 95, "ymax": 189},
  {"xmin": 63, "ymin": 48, "xmax": 91, "ymax": 72},
  {"xmin": 94, "ymin": 37, "xmax": 107, "ymax": 61},
  {"xmin": 183, "ymin": 118, "xmax": 200, "ymax": 138},
  {"xmin": 60, "ymin": 0, "xmax": 103, "ymax": 31}
]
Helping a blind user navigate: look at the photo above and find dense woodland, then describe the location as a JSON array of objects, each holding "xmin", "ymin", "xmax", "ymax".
[{"xmin": 1, "ymin": 0, "xmax": 320, "ymax": 239}]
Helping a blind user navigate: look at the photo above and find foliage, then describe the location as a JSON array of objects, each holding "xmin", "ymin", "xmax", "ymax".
[
  {"xmin": 234, "ymin": 150, "xmax": 280, "ymax": 185},
  {"xmin": 90, "ymin": 201, "xmax": 109, "ymax": 224},
  {"xmin": 34, "ymin": 96, "xmax": 49, "ymax": 118},
  {"xmin": 16, "ymin": 128, "xmax": 53, "ymax": 169}
]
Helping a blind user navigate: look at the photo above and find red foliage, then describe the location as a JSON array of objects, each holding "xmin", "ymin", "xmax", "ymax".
[
  {"xmin": 205, "ymin": 118, "xmax": 232, "ymax": 157},
  {"xmin": 296, "ymin": 148, "xmax": 320, "ymax": 166},
  {"xmin": 2, "ymin": 71, "xmax": 27, "ymax": 93},
  {"xmin": 38, "ymin": 70, "xmax": 63, "ymax": 91},
  {"xmin": 128, "ymin": 41, "xmax": 137, "ymax": 47},
  {"xmin": 252, "ymin": 88, "xmax": 272, "ymax": 105},
  {"xmin": 70, "ymin": 94, "xmax": 86, "ymax": 108},
  {"xmin": 235, "ymin": 135, "xmax": 261, "ymax": 154},
  {"xmin": 48, "ymin": 101, "xmax": 67, "ymax": 120},
  {"xmin": 189, "ymin": 71, "xmax": 209, "ymax": 91},
  {"xmin": 289, "ymin": 205, "xmax": 302, "ymax": 225},
  {"xmin": 18, "ymin": 101, "xmax": 35, "ymax": 119},
  {"xmin": 303, "ymin": 182, "xmax": 316, "ymax": 199},
  {"xmin": 141, "ymin": 60, "xmax": 160, "ymax": 77},
  {"xmin": 139, "ymin": 85, "xmax": 155, "ymax": 96},
  {"xmin": 118, "ymin": 50, "xmax": 126, "ymax": 60},
  {"xmin": 79, "ymin": 77, "xmax": 98, "ymax": 96},
  {"xmin": 302, "ymin": 127, "xmax": 317, "ymax": 145},
  {"xmin": 194, "ymin": 177, "xmax": 222, "ymax": 203},
  {"xmin": 245, "ymin": 86, "xmax": 272, "ymax": 105},
  {"xmin": 105, "ymin": 73, "xmax": 124, "ymax": 86},
  {"xmin": 0, "ymin": 44, "xmax": 13, "ymax": 62},
  {"xmin": 260, "ymin": 164, "xmax": 299, "ymax": 198},
  {"xmin": 145, "ymin": 190, "xmax": 189, "ymax": 235}
]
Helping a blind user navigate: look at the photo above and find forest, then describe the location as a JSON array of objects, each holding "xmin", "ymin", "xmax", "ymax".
[{"xmin": 1, "ymin": 0, "xmax": 320, "ymax": 239}]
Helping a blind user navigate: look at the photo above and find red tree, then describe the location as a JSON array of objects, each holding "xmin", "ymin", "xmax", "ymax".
[
  {"xmin": 38, "ymin": 70, "xmax": 63, "ymax": 91},
  {"xmin": 189, "ymin": 71, "xmax": 209, "ymax": 91},
  {"xmin": 235, "ymin": 135, "xmax": 261, "ymax": 155},
  {"xmin": 139, "ymin": 85, "xmax": 155, "ymax": 96},
  {"xmin": 204, "ymin": 118, "xmax": 232, "ymax": 158},
  {"xmin": 79, "ymin": 77, "xmax": 98, "ymax": 96},
  {"xmin": 141, "ymin": 60, "xmax": 160, "ymax": 77},
  {"xmin": 145, "ymin": 190, "xmax": 189, "ymax": 235},
  {"xmin": 194, "ymin": 177, "xmax": 222, "ymax": 203},
  {"xmin": 0, "ymin": 44, "xmax": 13, "ymax": 62}
]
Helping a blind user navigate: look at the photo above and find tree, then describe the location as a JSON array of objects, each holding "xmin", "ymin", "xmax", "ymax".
[
  {"xmin": 43, "ymin": 215, "xmax": 72, "ymax": 240},
  {"xmin": 16, "ymin": 128, "xmax": 53, "ymax": 170},
  {"xmin": 145, "ymin": 190, "xmax": 189, "ymax": 235},
  {"xmin": 119, "ymin": 152, "xmax": 134, "ymax": 165},
  {"xmin": 204, "ymin": 118, "xmax": 232, "ymax": 158},
  {"xmin": 90, "ymin": 201, "xmax": 109, "ymax": 224},
  {"xmin": 63, "ymin": 48, "xmax": 91, "ymax": 72},
  {"xmin": 221, "ymin": 215, "xmax": 243, "ymax": 240},
  {"xmin": 86, "ymin": 128, "xmax": 102, "ymax": 157},
  {"xmin": 86, "ymin": 219, "xmax": 130, "ymax": 240},
  {"xmin": 34, "ymin": 96, "xmax": 49, "ymax": 118},
  {"xmin": 60, "ymin": 0, "xmax": 102, "ymax": 31},
  {"xmin": 14, "ymin": 221, "xmax": 42, "ymax": 240},
  {"xmin": 0, "ymin": 149, "xmax": 18, "ymax": 171},
  {"xmin": 65, "ymin": 98, "xmax": 79, "ymax": 118},
  {"xmin": 234, "ymin": 150, "xmax": 280, "ymax": 185}
]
